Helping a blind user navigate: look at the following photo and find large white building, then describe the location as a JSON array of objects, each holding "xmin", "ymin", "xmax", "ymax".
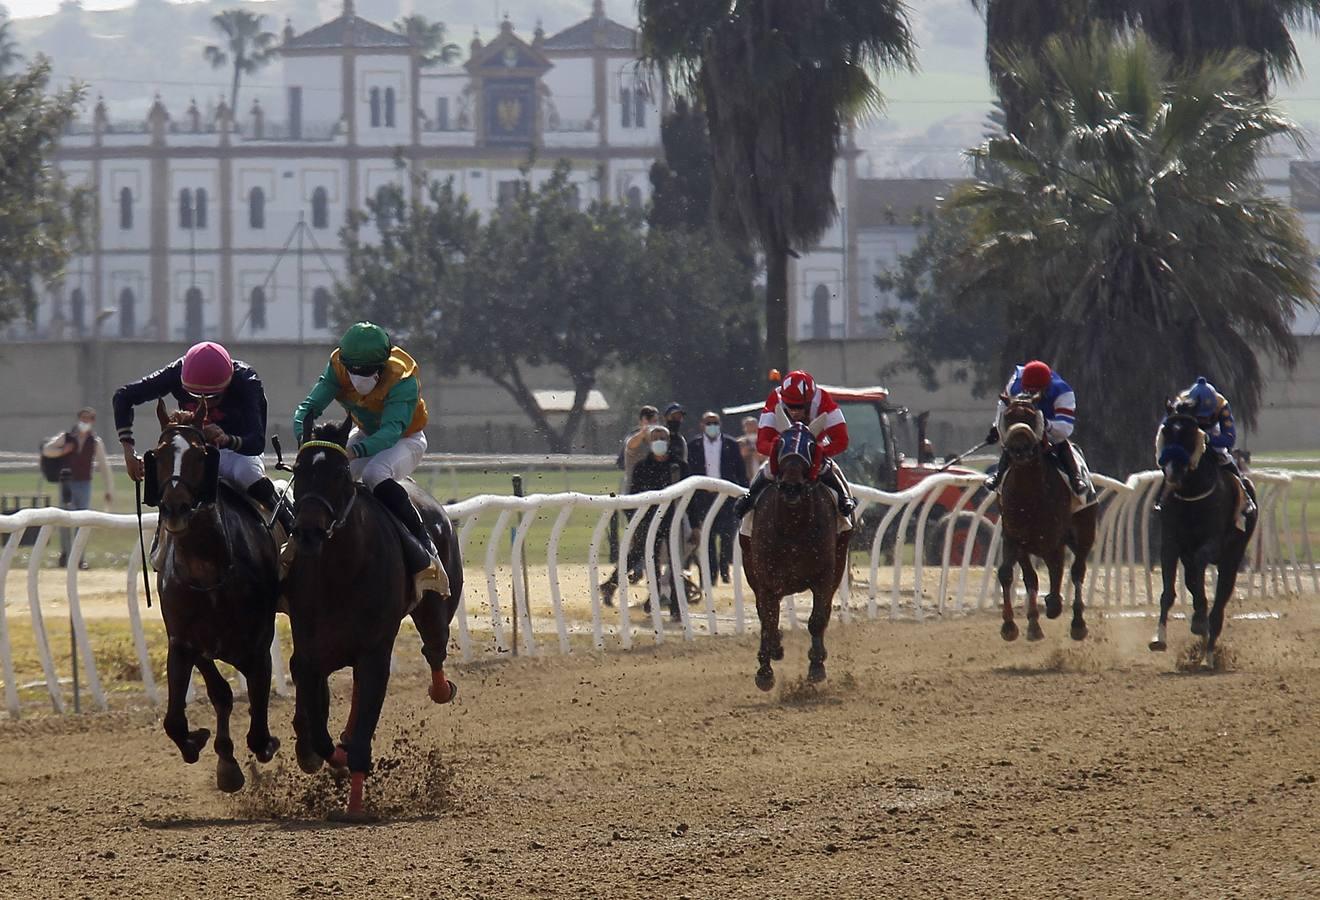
[{"xmin": 27, "ymin": 0, "xmax": 660, "ymax": 344}]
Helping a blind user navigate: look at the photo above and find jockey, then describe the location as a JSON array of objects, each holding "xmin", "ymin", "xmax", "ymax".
[
  {"xmin": 732, "ymin": 370, "xmax": 855, "ymax": 518},
  {"xmin": 113, "ymin": 341, "xmax": 292, "ymax": 532},
  {"xmin": 1172, "ymin": 376, "xmax": 1255, "ymax": 512},
  {"xmin": 984, "ymin": 360, "xmax": 1087, "ymax": 496},
  {"xmin": 292, "ymin": 321, "xmax": 445, "ymax": 595}
]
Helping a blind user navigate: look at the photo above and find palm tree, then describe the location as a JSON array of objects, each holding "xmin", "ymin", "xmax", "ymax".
[
  {"xmin": 0, "ymin": 16, "xmax": 22, "ymax": 76},
  {"xmin": 394, "ymin": 14, "xmax": 461, "ymax": 67},
  {"xmin": 203, "ymin": 10, "xmax": 276, "ymax": 117},
  {"xmin": 955, "ymin": 31, "xmax": 1317, "ymax": 474},
  {"xmin": 638, "ymin": 0, "xmax": 916, "ymax": 370}
]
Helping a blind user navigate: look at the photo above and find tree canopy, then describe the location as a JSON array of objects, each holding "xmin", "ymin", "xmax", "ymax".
[
  {"xmin": 394, "ymin": 15, "xmax": 461, "ymax": 68},
  {"xmin": 203, "ymin": 9, "xmax": 276, "ymax": 116}
]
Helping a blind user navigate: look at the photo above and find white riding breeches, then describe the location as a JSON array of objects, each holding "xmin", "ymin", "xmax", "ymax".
[
  {"xmin": 219, "ymin": 448, "xmax": 265, "ymax": 490},
  {"xmin": 347, "ymin": 429, "xmax": 427, "ymax": 489}
]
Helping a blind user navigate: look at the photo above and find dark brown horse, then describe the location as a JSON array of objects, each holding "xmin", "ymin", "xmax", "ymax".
[
  {"xmin": 740, "ymin": 417, "xmax": 851, "ymax": 691},
  {"xmin": 1149, "ymin": 410, "xmax": 1257, "ymax": 667},
  {"xmin": 144, "ymin": 402, "xmax": 280, "ymax": 793},
  {"xmin": 285, "ymin": 416, "xmax": 463, "ymax": 819},
  {"xmin": 995, "ymin": 394, "xmax": 1097, "ymax": 642}
]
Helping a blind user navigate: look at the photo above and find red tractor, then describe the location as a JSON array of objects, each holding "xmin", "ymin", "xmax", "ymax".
[{"xmin": 724, "ymin": 384, "xmax": 995, "ymax": 564}]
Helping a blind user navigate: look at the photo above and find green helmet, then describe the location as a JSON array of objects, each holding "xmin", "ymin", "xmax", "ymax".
[{"xmin": 338, "ymin": 322, "xmax": 391, "ymax": 367}]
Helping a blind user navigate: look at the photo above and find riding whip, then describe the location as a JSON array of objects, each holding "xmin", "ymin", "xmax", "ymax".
[
  {"xmin": 937, "ymin": 440, "xmax": 991, "ymax": 473},
  {"xmin": 134, "ymin": 480, "xmax": 153, "ymax": 608}
]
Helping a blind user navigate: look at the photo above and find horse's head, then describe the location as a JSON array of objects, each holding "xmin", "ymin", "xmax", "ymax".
[
  {"xmin": 144, "ymin": 399, "xmax": 219, "ymax": 532},
  {"xmin": 999, "ymin": 391, "xmax": 1045, "ymax": 466},
  {"xmin": 775, "ymin": 414, "xmax": 828, "ymax": 504},
  {"xmin": 1156, "ymin": 403, "xmax": 1206, "ymax": 491},
  {"xmin": 291, "ymin": 414, "xmax": 356, "ymax": 556}
]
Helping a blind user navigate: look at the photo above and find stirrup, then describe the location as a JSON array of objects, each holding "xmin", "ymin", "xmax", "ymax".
[
  {"xmin": 838, "ymin": 496, "xmax": 857, "ymax": 517},
  {"xmin": 415, "ymin": 557, "xmax": 450, "ymax": 599}
]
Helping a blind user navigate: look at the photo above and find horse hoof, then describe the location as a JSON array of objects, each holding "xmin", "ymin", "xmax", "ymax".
[
  {"xmin": 1190, "ymin": 614, "xmax": 1207, "ymax": 637},
  {"xmin": 1026, "ymin": 620, "xmax": 1044, "ymax": 642},
  {"xmin": 1000, "ymin": 621, "xmax": 1019, "ymax": 642},
  {"xmin": 429, "ymin": 677, "xmax": 457, "ymax": 705},
  {"xmin": 1044, "ymin": 595, "xmax": 1063, "ymax": 619},
  {"xmin": 1070, "ymin": 623, "xmax": 1088, "ymax": 642},
  {"xmin": 755, "ymin": 670, "xmax": 775, "ymax": 692},
  {"xmin": 807, "ymin": 664, "xmax": 826, "ymax": 683},
  {"xmin": 328, "ymin": 807, "xmax": 378, "ymax": 824},
  {"xmin": 295, "ymin": 744, "xmax": 324, "ymax": 775},
  {"xmin": 216, "ymin": 758, "xmax": 245, "ymax": 794},
  {"xmin": 181, "ymin": 728, "xmax": 211, "ymax": 764},
  {"xmin": 328, "ymin": 746, "xmax": 349, "ymax": 772},
  {"xmin": 1148, "ymin": 639, "xmax": 1167, "ymax": 652},
  {"xmin": 771, "ymin": 645, "xmax": 785, "ymax": 662},
  {"xmin": 250, "ymin": 734, "xmax": 280, "ymax": 763}
]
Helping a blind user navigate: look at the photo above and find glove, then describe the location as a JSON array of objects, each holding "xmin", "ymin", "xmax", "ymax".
[{"xmin": 985, "ymin": 426, "xmax": 1000, "ymax": 446}]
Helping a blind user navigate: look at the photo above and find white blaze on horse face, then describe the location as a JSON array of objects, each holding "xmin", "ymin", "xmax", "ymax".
[
  {"xmin": 171, "ymin": 433, "xmax": 189, "ymax": 478},
  {"xmin": 312, "ymin": 451, "xmax": 325, "ymax": 467}
]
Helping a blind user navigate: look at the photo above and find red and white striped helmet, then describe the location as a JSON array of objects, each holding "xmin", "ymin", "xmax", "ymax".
[{"xmin": 780, "ymin": 370, "xmax": 816, "ymax": 406}]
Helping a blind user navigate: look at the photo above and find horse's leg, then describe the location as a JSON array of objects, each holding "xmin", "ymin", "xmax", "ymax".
[
  {"xmin": 754, "ymin": 592, "xmax": 781, "ymax": 691},
  {"xmin": 411, "ymin": 591, "xmax": 457, "ymax": 704},
  {"xmin": 1206, "ymin": 537, "xmax": 1249, "ymax": 667},
  {"xmin": 342, "ymin": 651, "xmax": 392, "ymax": 819},
  {"xmin": 806, "ymin": 582, "xmax": 834, "ymax": 683},
  {"xmin": 1150, "ymin": 532, "xmax": 1180, "ymax": 651},
  {"xmin": 1022, "ymin": 555, "xmax": 1043, "ymax": 642},
  {"xmin": 290, "ymin": 652, "xmax": 330, "ymax": 774},
  {"xmin": 195, "ymin": 658, "xmax": 243, "ymax": 794},
  {"xmin": 1068, "ymin": 549, "xmax": 1089, "ymax": 641},
  {"xmin": 1184, "ymin": 550, "xmax": 1211, "ymax": 638},
  {"xmin": 1042, "ymin": 547, "xmax": 1065, "ymax": 620},
  {"xmin": 998, "ymin": 542, "xmax": 1020, "ymax": 642},
  {"xmin": 241, "ymin": 645, "xmax": 280, "ymax": 764},
  {"xmin": 162, "ymin": 640, "xmax": 211, "ymax": 764}
]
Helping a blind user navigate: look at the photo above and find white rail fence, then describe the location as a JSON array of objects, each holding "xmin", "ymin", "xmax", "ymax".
[{"xmin": 1, "ymin": 468, "xmax": 1315, "ymax": 718}]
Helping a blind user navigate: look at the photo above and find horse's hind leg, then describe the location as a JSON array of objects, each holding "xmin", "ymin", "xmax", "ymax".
[
  {"xmin": 411, "ymin": 590, "xmax": 458, "ymax": 704},
  {"xmin": 806, "ymin": 584, "xmax": 834, "ymax": 683},
  {"xmin": 1184, "ymin": 553, "xmax": 1210, "ymax": 637},
  {"xmin": 1022, "ymin": 556, "xmax": 1043, "ymax": 642},
  {"xmin": 240, "ymin": 646, "xmax": 280, "ymax": 763},
  {"xmin": 163, "ymin": 640, "xmax": 211, "ymax": 765},
  {"xmin": 1206, "ymin": 541, "xmax": 1249, "ymax": 667},
  {"xmin": 342, "ymin": 652, "xmax": 392, "ymax": 819},
  {"xmin": 998, "ymin": 543, "xmax": 1020, "ymax": 641},
  {"xmin": 1068, "ymin": 550, "xmax": 1089, "ymax": 641},
  {"xmin": 754, "ymin": 593, "xmax": 781, "ymax": 691},
  {"xmin": 195, "ymin": 658, "xmax": 243, "ymax": 794}
]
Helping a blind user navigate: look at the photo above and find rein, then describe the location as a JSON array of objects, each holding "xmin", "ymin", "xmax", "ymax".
[
  {"xmin": 296, "ymin": 488, "xmax": 358, "ymax": 540},
  {"xmin": 154, "ymin": 424, "xmax": 238, "ymax": 593},
  {"xmin": 134, "ymin": 480, "xmax": 153, "ymax": 608}
]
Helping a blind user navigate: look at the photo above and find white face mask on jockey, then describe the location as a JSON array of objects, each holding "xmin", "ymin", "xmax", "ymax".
[{"xmin": 348, "ymin": 372, "xmax": 380, "ymax": 395}]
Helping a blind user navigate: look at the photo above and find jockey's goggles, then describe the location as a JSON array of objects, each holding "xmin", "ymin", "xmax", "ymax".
[
  {"xmin": 187, "ymin": 389, "xmax": 225, "ymax": 401},
  {"xmin": 345, "ymin": 363, "xmax": 384, "ymax": 377},
  {"xmin": 783, "ymin": 402, "xmax": 808, "ymax": 412}
]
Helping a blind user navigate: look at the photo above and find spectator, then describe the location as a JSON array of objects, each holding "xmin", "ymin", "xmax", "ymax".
[
  {"xmin": 600, "ymin": 425, "xmax": 687, "ymax": 609},
  {"xmin": 610, "ymin": 405, "xmax": 659, "ymax": 570},
  {"xmin": 687, "ymin": 411, "xmax": 748, "ymax": 583},
  {"xmin": 663, "ymin": 403, "xmax": 689, "ymax": 469},
  {"xmin": 739, "ymin": 415, "xmax": 765, "ymax": 481},
  {"xmin": 42, "ymin": 407, "xmax": 115, "ymax": 569}
]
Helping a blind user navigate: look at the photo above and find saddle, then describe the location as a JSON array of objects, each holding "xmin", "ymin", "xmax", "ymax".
[
  {"xmin": 1049, "ymin": 446, "xmax": 1098, "ymax": 511},
  {"xmin": 738, "ymin": 482, "xmax": 853, "ymax": 539}
]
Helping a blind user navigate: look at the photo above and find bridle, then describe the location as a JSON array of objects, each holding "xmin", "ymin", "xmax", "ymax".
[
  {"xmin": 151, "ymin": 423, "xmax": 235, "ymax": 593},
  {"xmin": 1158, "ymin": 414, "xmax": 1212, "ymax": 501},
  {"xmin": 1000, "ymin": 394, "xmax": 1046, "ymax": 465},
  {"xmin": 293, "ymin": 440, "xmax": 358, "ymax": 541}
]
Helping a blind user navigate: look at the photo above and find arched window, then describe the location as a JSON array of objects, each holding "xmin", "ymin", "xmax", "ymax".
[
  {"xmin": 119, "ymin": 187, "xmax": 133, "ymax": 230},
  {"xmin": 376, "ymin": 186, "xmax": 393, "ymax": 229},
  {"xmin": 178, "ymin": 188, "xmax": 193, "ymax": 229},
  {"xmin": 312, "ymin": 287, "xmax": 330, "ymax": 330},
  {"xmin": 249, "ymin": 286, "xmax": 267, "ymax": 332},
  {"xmin": 369, "ymin": 87, "xmax": 381, "ymax": 127},
  {"xmin": 811, "ymin": 284, "xmax": 831, "ymax": 340},
  {"xmin": 194, "ymin": 188, "xmax": 208, "ymax": 229},
  {"xmin": 621, "ymin": 87, "xmax": 632, "ymax": 128},
  {"xmin": 185, "ymin": 287, "xmax": 204, "ymax": 342},
  {"xmin": 626, "ymin": 186, "xmax": 642, "ymax": 212},
  {"xmin": 384, "ymin": 87, "xmax": 396, "ymax": 127},
  {"xmin": 436, "ymin": 97, "xmax": 449, "ymax": 130},
  {"xmin": 311, "ymin": 187, "xmax": 329, "ymax": 229},
  {"xmin": 249, "ymin": 186, "xmax": 265, "ymax": 229},
  {"xmin": 634, "ymin": 88, "xmax": 646, "ymax": 127},
  {"xmin": 70, "ymin": 288, "xmax": 86, "ymax": 336},
  {"xmin": 118, "ymin": 288, "xmax": 136, "ymax": 338}
]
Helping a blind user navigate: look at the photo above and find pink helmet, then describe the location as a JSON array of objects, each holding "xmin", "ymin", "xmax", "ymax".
[{"xmin": 181, "ymin": 341, "xmax": 234, "ymax": 395}]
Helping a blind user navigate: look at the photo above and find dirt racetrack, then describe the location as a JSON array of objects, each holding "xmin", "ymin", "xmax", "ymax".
[{"xmin": 2, "ymin": 597, "xmax": 1319, "ymax": 900}]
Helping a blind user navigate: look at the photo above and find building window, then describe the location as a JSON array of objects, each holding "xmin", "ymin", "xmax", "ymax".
[
  {"xmin": 288, "ymin": 86, "xmax": 303, "ymax": 139},
  {"xmin": 195, "ymin": 188, "xmax": 208, "ymax": 229},
  {"xmin": 179, "ymin": 188, "xmax": 193, "ymax": 229},
  {"xmin": 118, "ymin": 288, "xmax": 136, "ymax": 338},
  {"xmin": 70, "ymin": 288, "xmax": 86, "ymax": 336},
  {"xmin": 249, "ymin": 286, "xmax": 266, "ymax": 332},
  {"xmin": 626, "ymin": 186, "xmax": 642, "ymax": 212},
  {"xmin": 185, "ymin": 287, "xmax": 204, "ymax": 342},
  {"xmin": 376, "ymin": 186, "xmax": 393, "ymax": 229},
  {"xmin": 811, "ymin": 284, "xmax": 831, "ymax": 340},
  {"xmin": 384, "ymin": 87, "xmax": 396, "ymax": 127},
  {"xmin": 497, "ymin": 180, "xmax": 523, "ymax": 207},
  {"xmin": 119, "ymin": 187, "xmax": 133, "ymax": 230},
  {"xmin": 312, "ymin": 287, "xmax": 330, "ymax": 330},
  {"xmin": 436, "ymin": 97, "xmax": 449, "ymax": 130},
  {"xmin": 249, "ymin": 186, "xmax": 265, "ymax": 229},
  {"xmin": 369, "ymin": 87, "xmax": 381, "ymax": 127},
  {"xmin": 634, "ymin": 88, "xmax": 645, "ymax": 127},
  {"xmin": 311, "ymin": 187, "xmax": 329, "ymax": 229},
  {"xmin": 621, "ymin": 88, "xmax": 632, "ymax": 128}
]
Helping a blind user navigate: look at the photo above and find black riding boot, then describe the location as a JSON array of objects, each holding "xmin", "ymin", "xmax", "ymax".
[
  {"xmin": 820, "ymin": 462, "xmax": 857, "ymax": 517},
  {"xmin": 733, "ymin": 468, "xmax": 770, "ymax": 518},
  {"xmin": 984, "ymin": 450, "xmax": 1010, "ymax": 492},
  {"xmin": 372, "ymin": 479, "xmax": 439, "ymax": 559},
  {"xmin": 1055, "ymin": 442, "xmax": 1088, "ymax": 496},
  {"xmin": 1220, "ymin": 457, "xmax": 1257, "ymax": 516},
  {"xmin": 247, "ymin": 477, "xmax": 294, "ymax": 535}
]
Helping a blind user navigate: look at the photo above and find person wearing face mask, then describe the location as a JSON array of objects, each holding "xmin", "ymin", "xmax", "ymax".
[
  {"xmin": 686, "ymin": 411, "xmax": 747, "ymax": 583},
  {"xmin": 42, "ymin": 407, "xmax": 115, "ymax": 569},
  {"xmin": 292, "ymin": 321, "xmax": 446, "ymax": 596},
  {"xmin": 113, "ymin": 342, "xmax": 291, "ymax": 537},
  {"xmin": 662, "ymin": 403, "xmax": 689, "ymax": 469}
]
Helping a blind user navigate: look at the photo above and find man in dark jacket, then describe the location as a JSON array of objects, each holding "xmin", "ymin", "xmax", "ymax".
[{"xmin": 687, "ymin": 411, "xmax": 748, "ymax": 582}]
